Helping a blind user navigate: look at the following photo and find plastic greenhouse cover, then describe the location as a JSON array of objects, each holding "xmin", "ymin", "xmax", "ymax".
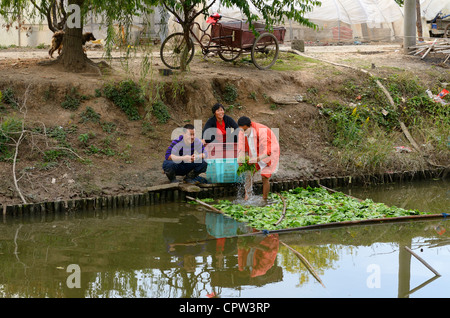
[
  {"xmin": 209, "ymin": 0, "xmax": 403, "ymax": 24},
  {"xmin": 420, "ymin": 0, "xmax": 450, "ymax": 20}
]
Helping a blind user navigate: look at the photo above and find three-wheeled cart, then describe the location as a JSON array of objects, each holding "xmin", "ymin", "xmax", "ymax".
[{"xmin": 160, "ymin": 16, "xmax": 286, "ymax": 70}]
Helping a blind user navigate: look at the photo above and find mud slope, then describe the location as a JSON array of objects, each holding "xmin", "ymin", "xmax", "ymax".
[{"xmin": 0, "ymin": 45, "xmax": 448, "ymax": 206}]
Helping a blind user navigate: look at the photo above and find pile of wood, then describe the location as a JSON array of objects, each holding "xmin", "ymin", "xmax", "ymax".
[{"xmin": 408, "ymin": 39, "xmax": 450, "ymax": 64}]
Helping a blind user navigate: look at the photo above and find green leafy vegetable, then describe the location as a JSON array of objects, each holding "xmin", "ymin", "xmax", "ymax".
[
  {"xmin": 213, "ymin": 187, "xmax": 427, "ymax": 231},
  {"xmin": 237, "ymin": 156, "xmax": 257, "ymax": 176}
]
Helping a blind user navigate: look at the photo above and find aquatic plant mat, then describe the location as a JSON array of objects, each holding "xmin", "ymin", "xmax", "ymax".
[{"xmin": 208, "ymin": 186, "xmax": 440, "ymax": 231}]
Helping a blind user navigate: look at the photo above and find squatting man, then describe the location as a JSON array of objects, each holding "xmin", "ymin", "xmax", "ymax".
[{"xmin": 162, "ymin": 124, "xmax": 208, "ymax": 184}]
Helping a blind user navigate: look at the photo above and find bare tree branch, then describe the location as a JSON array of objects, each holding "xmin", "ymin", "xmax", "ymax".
[{"xmin": 11, "ymin": 84, "xmax": 32, "ymax": 205}]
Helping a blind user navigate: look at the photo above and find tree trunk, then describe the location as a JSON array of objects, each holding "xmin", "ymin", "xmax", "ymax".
[
  {"xmin": 181, "ymin": 24, "xmax": 191, "ymax": 72},
  {"xmin": 60, "ymin": 24, "xmax": 87, "ymax": 72},
  {"xmin": 180, "ymin": 3, "xmax": 192, "ymax": 72},
  {"xmin": 415, "ymin": 0, "xmax": 423, "ymax": 42},
  {"xmin": 58, "ymin": 0, "xmax": 90, "ymax": 72}
]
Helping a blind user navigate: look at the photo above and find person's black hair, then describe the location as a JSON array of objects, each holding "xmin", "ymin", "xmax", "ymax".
[
  {"xmin": 183, "ymin": 124, "xmax": 195, "ymax": 131},
  {"xmin": 211, "ymin": 103, "xmax": 225, "ymax": 115},
  {"xmin": 237, "ymin": 116, "xmax": 251, "ymax": 127}
]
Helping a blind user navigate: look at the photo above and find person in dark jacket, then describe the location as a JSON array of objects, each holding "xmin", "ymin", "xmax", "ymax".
[
  {"xmin": 202, "ymin": 103, "xmax": 239, "ymax": 159},
  {"xmin": 202, "ymin": 103, "xmax": 239, "ymax": 145},
  {"xmin": 163, "ymin": 124, "xmax": 208, "ymax": 184}
]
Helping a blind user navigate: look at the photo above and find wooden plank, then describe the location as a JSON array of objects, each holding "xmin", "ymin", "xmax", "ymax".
[
  {"xmin": 178, "ymin": 183, "xmax": 201, "ymax": 193},
  {"xmin": 413, "ymin": 47, "xmax": 427, "ymax": 56},
  {"xmin": 444, "ymin": 54, "xmax": 450, "ymax": 64},
  {"xmin": 146, "ymin": 183, "xmax": 180, "ymax": 192},
  {"xmin": 421, "ymin": 39, "xmax": 437, "ymax": 59}
]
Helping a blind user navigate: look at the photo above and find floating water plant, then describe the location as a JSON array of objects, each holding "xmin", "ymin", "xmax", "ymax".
[{"xmin": 213, "ymin": 186, "xmax": 427, "ymax": 231}]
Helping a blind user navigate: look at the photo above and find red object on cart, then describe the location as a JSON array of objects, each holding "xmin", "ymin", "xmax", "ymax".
[{"xmin": 207, "ymin": 13, "xmax": 222, "ymax": 25}]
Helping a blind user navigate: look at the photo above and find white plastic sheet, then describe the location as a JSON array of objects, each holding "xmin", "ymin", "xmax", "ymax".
[
  {"xmin": 420, "ymin": 0, "xmax": 450, "ymax": 20},
  {"xmin": 209, "ymin": 0, "xmax": 403, "ymax": 25},
  {"xmin": 305, "ymin": 0, "xmax": 403, "ymax": 24}
]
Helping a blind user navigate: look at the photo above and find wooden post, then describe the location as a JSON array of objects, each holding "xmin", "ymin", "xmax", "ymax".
[{"xmin": 404, "ymin": 0, "xmax": 416, "ymax": 53}]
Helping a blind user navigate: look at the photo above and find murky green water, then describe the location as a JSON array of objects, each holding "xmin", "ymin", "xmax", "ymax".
[
  {"xmin": 0, "ymin": 179, "xmax": 449, "ymax": 298},
  {"xmin": 341, "ymin": 179, "xmax": 449, "ymax": 214}
]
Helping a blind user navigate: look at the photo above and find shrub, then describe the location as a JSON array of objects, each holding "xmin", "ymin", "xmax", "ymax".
[
  {"xmin": 80, "ymin": 106, "xmax": 101, "ymax": 123},
  {"xmin": 223, "ymin": 83, "xmax": 238, "ymax": 104},
  {"xmin": 2, "ymin": 88, "xmax": 18, "ymax": 108},
  {"xmin": 151, "ymin": 100, "xmax": 170, "ymax": 124},
  {"xmin": 0, "ymin": 116, "xmax": 23, "ymax": 160},
  {"xmin": 61, "ymin": 87, "xmax": 83, "ymax": 110},
  {"xmin": 103, "ymin": 80, "xmax": 144, "ymax": 121}
]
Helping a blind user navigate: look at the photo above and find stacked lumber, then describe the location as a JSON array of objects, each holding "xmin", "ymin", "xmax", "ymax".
[{"xmin": 408, "ymin": 39, "xmax": 450, "ymax": 63}]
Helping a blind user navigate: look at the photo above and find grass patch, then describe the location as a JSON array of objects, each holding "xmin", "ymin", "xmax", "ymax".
[
  {"xmin": 223, "ymin": 83, "xmax": 238, "ymax": 104},
  {"xmin": 272, "ymin": 52, "xmax": 319, "ymax": 71},
  {"xmin": 316, "ymin": 71, "xmax": 449, "ymax": 173}
]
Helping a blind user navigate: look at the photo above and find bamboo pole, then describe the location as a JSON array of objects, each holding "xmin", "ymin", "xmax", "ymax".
[
  {"xmin": 280, "ymin": 241, "xmax": 326, "ymax": 288},
  {"xmin": 444, "ymin": 54, "xmax": 450, "ymax": 64},
  {"xmin": 185, "ymin": 195, "xmax": 224, "ymax": 214},
  {"xmin": 421, "ymin": 39, "xmax": 437, "ymax": 59},
  {"xmin": 319, "ymin": 184, "xmax": 363, "ymax": 202},
  {"xmin": 404, "ymin": 246, "xmax": 441, "ymax": 277},
  {"xmin": 273, "ymin": 193, "xmax": 287, "ymax": 226}
]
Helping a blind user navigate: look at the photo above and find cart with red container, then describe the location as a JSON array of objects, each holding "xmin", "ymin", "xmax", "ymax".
[{"xmin": 160, "ymin": 14, "xmax": 286, "ymax": 70}]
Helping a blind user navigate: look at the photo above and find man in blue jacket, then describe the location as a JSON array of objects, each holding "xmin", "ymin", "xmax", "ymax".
[{"xmin": 163, "ymin": 124, "xmax": 208, "ymax": 184}]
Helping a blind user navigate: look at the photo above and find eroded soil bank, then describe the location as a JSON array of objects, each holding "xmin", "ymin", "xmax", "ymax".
[{"xmin": 0, "ymin": 44, "xmax": 448, "ymax": 207}]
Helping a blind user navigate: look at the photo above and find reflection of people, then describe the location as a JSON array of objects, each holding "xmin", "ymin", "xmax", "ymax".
[
  {"xmin": 163, "ymin": 124, "xmax": 208, "ymax": 184},
  {"xmin": 202, "ymin": 103, "xmax": 239, "ymax": 145},
  {"xmin": 237, "ymin": 116, "xmax": 280, "ymax": 200},
  {"xmin": 205, "ymin": 212, "xmax": 250, "ymax": 269},
  {"xmin": 205, "ymin": 212, "xmax": 250, "ymax": 238},
  {"xmin": 237, "ymin": 234, "xmax": 279, "ymax": 278}
]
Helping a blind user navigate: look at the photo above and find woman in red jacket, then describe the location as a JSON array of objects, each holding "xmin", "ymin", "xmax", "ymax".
[
  {"xmin": 202, "ymin": 103, "xmax": 239, "ymax": 159},
  {"xmin": 237, "ymin": 116, "xmax": 280, "ymax": 201}
]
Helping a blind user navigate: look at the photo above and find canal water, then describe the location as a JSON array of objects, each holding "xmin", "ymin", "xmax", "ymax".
[{"xmin": 0, "ymin": 179, "xmax": 448, "ymax": 298}]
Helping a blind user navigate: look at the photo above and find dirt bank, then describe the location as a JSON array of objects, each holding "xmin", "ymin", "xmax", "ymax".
[{"xmin": 0, "ymin": 43, "xmax": 448, "ymax": 206}]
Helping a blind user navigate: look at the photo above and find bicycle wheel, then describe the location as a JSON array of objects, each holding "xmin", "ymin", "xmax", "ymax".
[
  {"xmin": 251, "ymin": 33, "xmax": 279, "ymax": 70},
  {"xmin": 160, "ymin": 33, "xmax": 195, "ymax": 69},
  {"xmin": 218, "ymin": 46, "xmax": 241, "ymax": 62}
]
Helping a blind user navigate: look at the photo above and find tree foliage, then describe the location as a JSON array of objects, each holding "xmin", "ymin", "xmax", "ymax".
[
  {"xmin": 155, "ymin": 0, "xmax": 321, "ymax": 33},
  {"xmin": 0, "ymin": 0, "xmax": 321, "ymax": 72},
  {"xmin": 153, "ymin": 0, "xmax": 321, "ymax": 70},
  {"xmin": 0, "ymin": 0, "xmax": 148, "ymax": 32}
]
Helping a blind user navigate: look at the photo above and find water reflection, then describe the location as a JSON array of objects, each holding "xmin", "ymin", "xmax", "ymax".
[
  {"xmin": 0, "ymin": 199, "xmax": 449, "ymax": 298},
  {"xmin": 341, "ymin": 179, "xmax": 450, "ymax": 214}
]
